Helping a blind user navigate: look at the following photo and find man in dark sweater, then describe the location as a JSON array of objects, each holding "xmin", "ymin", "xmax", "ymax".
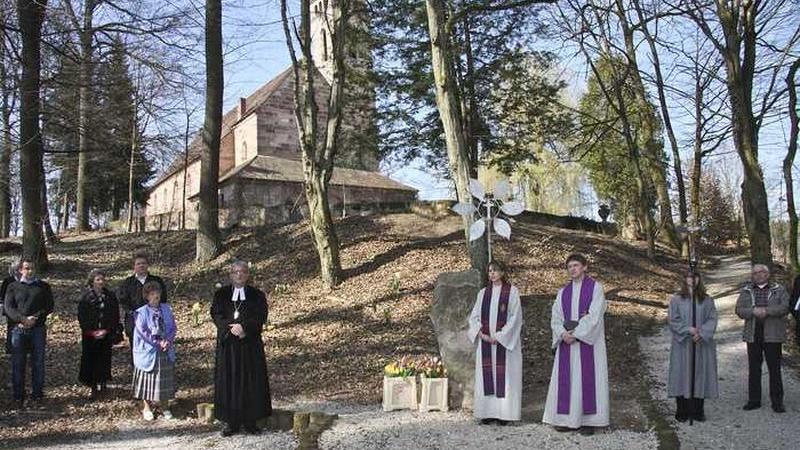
[
  {"xmin": 3, "ymin": 259, "xmax": 54, "ymax": 407},
  {"xmin": 117, "ymin": 252, "xmax": 168, "ymax": 350}
]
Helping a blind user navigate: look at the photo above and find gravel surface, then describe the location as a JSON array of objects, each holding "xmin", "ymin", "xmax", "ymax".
[
  {"xmin": 24, "ymin": 418, "xmax": 297, "ymax": 450},
  {"xmin": 317, "ymin": 406, "xmax": 657, "ymax": 450},
  {"xmin": 640, "ymin": 255, "xmax": 800, "ymax": 450}
]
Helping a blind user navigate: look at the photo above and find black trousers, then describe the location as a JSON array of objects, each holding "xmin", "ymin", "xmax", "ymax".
[{"xmin": 747, "ymin": 341, "xmax": 783, "ymax": 405}]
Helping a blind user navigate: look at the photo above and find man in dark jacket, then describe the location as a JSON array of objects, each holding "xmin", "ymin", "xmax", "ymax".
[
  {"xmin": 4, "ymin": 258, "xmax": 54, "ymax": 407},
  {"xmin": 116, "ymin": 252, "xmax": 168, "ymax": 350},
  {"xmin": 735, "ymin": 264, "xmax": 790, "ymax": 413}
]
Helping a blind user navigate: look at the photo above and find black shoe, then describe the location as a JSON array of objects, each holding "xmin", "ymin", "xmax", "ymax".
[
  {"xmin": 496, "ymin": 420, "xmax": 509, "ymax": 426},
  {"xmin": 479, "ymin": 418, "xmax": 496, "ymax": 425},
  {"xmin": 12, "ymin": 399, "xmax": 24, "ymax": 410},
  {"xmin": 743, "ymin": 402, "xmax": 761, "ymax": 411},
  {"xmin": 221, "ymin": 425, "xmax": 239, "ymax": 437},
  {"xmin": 773, "ymin": 404, "xmax": 786, "ymax": 413}
]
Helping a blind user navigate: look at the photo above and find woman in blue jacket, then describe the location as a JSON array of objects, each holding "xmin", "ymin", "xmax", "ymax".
[{"xmin": 132, "ymin": 281, "xmax": 177, "ymax": 421}]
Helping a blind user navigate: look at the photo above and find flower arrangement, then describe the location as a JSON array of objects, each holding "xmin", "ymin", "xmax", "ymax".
[
  {"xmin": 384, "ymin": 356, "xmax": 416, "ymax": 378},
  {"xmin": 384, "ymin": 355, "xmax": 447, "ymax": 379},
  {"xmin": 418, "ymin": 356, "xmax": 447, "ymax": 379}
]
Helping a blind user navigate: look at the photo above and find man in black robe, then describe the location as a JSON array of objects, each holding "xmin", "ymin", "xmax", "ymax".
[
  {"xmin": 211, "ymin": 260, "xmax": 271, "ymax": 436},
  {"xmin": 117, "ymin": 252, "xmax": 168, "ymax": 351}
]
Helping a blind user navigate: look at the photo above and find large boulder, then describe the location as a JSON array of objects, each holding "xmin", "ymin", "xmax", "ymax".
[{"xmin": 431, "ymin": 269, "xmax": 482, "ymax": 410}]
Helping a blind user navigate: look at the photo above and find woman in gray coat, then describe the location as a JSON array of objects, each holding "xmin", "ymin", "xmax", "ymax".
[{"xmin": 667, "ymin": 271, "xmax": 718, "ymax": 422}]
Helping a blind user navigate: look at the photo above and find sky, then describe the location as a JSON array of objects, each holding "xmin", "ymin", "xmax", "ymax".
[{"xmin": 207, "ymin": 1, "xmax": 798, "ymax": 223}]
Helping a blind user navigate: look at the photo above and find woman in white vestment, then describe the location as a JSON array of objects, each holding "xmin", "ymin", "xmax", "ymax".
[{"xmin": 467, "ymin": 260, "xmax": 523, "ymax": 425}]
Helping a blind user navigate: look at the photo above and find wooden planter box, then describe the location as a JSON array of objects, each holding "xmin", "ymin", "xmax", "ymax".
[
  {"xmin": 418, "ymin": 377, "xmax": 449, "ymax": 412},
  {"xmin": 382, "ymin": 376, "xmax": 418, "ymax": 411}
]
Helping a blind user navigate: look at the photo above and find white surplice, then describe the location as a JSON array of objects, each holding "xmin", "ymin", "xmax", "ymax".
[
  {"xmin": 542, "ymin": 278, "xmax": 610, "ymax": 428},
  {"xmin": 467, "ymin": 283, "xmax": 523, "ymax": 421}
]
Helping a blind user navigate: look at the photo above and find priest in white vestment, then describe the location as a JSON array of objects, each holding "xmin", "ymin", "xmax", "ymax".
[
  {"xmin": 543, "ymin": 253, "xmax": 610, "ymax": 432},
  {"xmin": 467, "ymin": 261, "xmax": 523, "ymax": 424}
]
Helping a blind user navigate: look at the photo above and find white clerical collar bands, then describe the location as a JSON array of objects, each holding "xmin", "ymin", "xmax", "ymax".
[{"xmin": 232, "ymin": 287, "xmax": 246, "ymax": 302}]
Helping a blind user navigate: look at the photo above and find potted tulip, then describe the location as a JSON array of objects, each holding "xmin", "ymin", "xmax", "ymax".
[
  {"xmin": 418, "ymin": 356, "xmax": 448, "ymax": 412},
  {"xmin": 382, "ymin": 356, "xmax": 418, "ymax": 411}
]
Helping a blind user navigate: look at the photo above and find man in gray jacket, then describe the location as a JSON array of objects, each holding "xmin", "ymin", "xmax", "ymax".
[{"xmin": 735, "ymin": 264, "xmax": 790, "ymax": 413}]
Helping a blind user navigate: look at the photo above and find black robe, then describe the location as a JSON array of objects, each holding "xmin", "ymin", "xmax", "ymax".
[
  {"xmin": 211, "ymin": 285, "xmax": 272, "ymax": 425},
  {"xmin": 78, "ymin": 288, "xmax": 120, "ymax": 386}
]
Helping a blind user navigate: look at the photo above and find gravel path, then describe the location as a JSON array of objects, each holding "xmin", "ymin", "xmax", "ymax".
[
  {"xmin": 640, "ymin": 255, "xmax": 800, "ymax": 450},
  {"xmin": 318, "ymin": 407, "xmax": 657, "ymax": 450},
  {"xmin": 26, "ymin": 418, "xmax": 297, "ymax": 450}
]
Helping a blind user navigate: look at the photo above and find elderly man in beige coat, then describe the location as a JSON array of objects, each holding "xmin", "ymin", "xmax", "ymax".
[{"xmin": 735, "ymin": 264, "xmax": 790, "ymax": 413}]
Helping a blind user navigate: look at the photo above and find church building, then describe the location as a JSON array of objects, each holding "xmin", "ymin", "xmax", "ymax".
[{"xmin": 143, "ymin": 1, "xmax": 416, "ymax": 231}]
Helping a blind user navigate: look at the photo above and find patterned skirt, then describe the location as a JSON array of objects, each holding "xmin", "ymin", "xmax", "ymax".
[{"xmin": 132, "ymin": 352, "xmax": 176, "ymax": 402}]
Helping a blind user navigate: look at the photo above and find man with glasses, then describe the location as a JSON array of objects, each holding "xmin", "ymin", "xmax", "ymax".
[{"xmin": 735, "ymin": 264, "xmax": 790, "ymax": 413}]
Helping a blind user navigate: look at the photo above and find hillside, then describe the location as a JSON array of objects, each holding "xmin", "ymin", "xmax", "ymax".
[{"xmin": 0, "ymin": 213, "xmax": 685, "ymax": 445}]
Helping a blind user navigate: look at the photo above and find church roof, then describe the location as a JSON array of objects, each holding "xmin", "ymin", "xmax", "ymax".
[
  {"xmin": 195, "ymin": 155, "xmax": 417, "ymax": 194},
  {"xmin": 150, "ymin": 67, "xmax": 295, "ymax": 189}
]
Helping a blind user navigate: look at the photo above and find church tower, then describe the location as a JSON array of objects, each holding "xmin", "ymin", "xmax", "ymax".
[{"xmin": 308, "ymin": 0, "xmax": 378, "ymax": 171}]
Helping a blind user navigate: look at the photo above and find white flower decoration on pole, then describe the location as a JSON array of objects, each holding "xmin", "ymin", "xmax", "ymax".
[{"xmin": 451, "ymin": 178, "xmax": 525, "ymax": 262}]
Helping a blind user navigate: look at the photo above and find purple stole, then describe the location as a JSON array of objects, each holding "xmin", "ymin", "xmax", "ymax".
[
  {"xmin": 480, "ymin": 282, "xmax": 511, "ymax": 398},
  {"xmin": 557, "ymin": 277, "xmax": 597, "ymax": 415}
]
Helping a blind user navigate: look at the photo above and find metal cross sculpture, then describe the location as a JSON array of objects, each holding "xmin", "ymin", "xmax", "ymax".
[{"xmin": 451, "ymin": 178, "xmax": 525, "ymax": 262}]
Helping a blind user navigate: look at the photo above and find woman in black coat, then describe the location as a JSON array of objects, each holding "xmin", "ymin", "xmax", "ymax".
[{"xmin": 78, "ymin": 269, "xmax": 121, "ymax": 398}]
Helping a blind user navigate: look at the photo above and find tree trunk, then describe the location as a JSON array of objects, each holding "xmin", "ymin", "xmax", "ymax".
[
  {"xmin": 0, "ymin": 6, "xmax": 12, "ymax": 239},
  {"xmin": 305, "ymin": 169, "xmax": 341, "ymax": 287},
  {"xmin": 281, "ymin": 0, "xmax": 345, "ymax": 288},
  {"xmin": 717, "ymin": 0, "xmax": 772, "ymax": 265},
  {"xmin": 196, "ymin": 0, "xmax": 223, "ymax": 261},
  {"xmin": 16, "ymin": 0, "xmax": 48, "ymax": 268},
  {"xmin": 181, "ymin": 113, "xmax": 190, "ymax": 230},
  {"xmin": 630, "ymin": 0, "xmax": 688, "ymax": 254},
  {"xmin": 783, "ymin": 58, "xmax": 800, "ymax": 271},
  {"xmin": 126, "ymin": 105, "xmax": 137, "ymax": 233},
  {"xmin": 425, "ymin": 0, "xmax": 488, "ymax": 273},
  {"xmin": 74, "ymin": 1, "xmax": 95, "ymax": 232},
  {"xmin": 60, "ymin": 188, "xmax": 70, "ymax": 232},
  {"xmin": 0, "ymin": 84, "xmax": 11, "ymax": 239},
  {"xmin": 39, "ymin": 156, "xmax": 57, "ymax": 243},
  {"xmin": 614, "ymin": 0, "xmax": 678, "ymax": 251}
]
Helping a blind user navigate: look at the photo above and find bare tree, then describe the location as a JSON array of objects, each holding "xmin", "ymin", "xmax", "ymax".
[
  {"xmin": 17, "ymin": 0, "xmax": 49, "ymax": 267},
  {"xmin": 784, "ymin": 57, "xmax": 800, "ymax": 270},
  {"xmin": 630, "ymin": 0, "xmax": 688, "ymax": 245},
  {"xmin": 555, "ymin": 0, "xmax": 659, "ymax": 257},
  {"xmin": 280, "ymin": 0, "xmax": 351, "ymax": 288},
  {"xmin": 677, "ymin": 0, "xmax": 800, "ymax": 264},
  {"xmin": 196, "ymin": 0, "xmax": 222, "ymax": 261},
  {"xmin": 0, "ymin": 1, "xmax": 15, "ymax": 238}
]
